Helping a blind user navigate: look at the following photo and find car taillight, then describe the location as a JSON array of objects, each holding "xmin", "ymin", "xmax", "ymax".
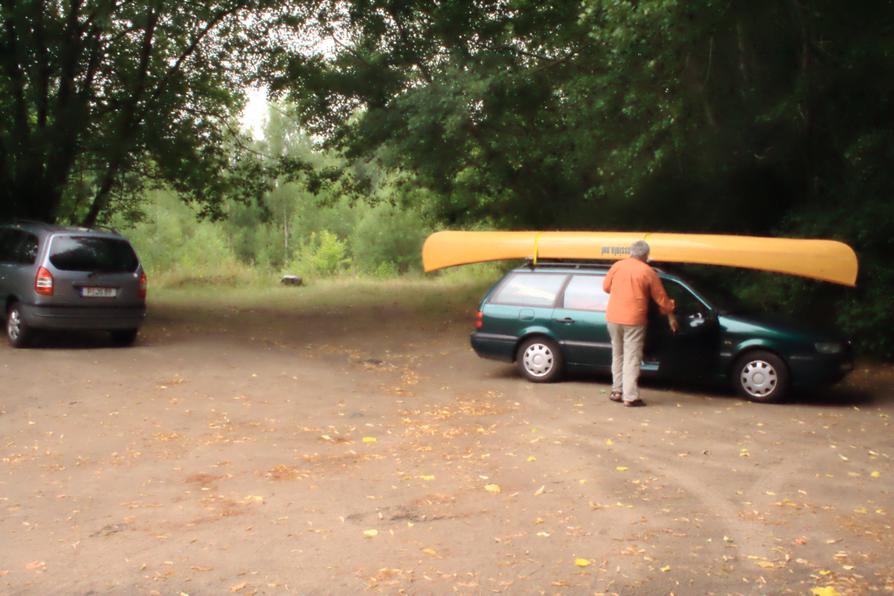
[
  {"xmin": 35, "ymin": 266, "xmax": 54, "ymax": 296},
  {"xmin": 138, "ymin": 270, "xmax": 148, "ymax": 299},
  {"xmin": 475, "ymin": 310, "xmax": 484, "ymax": 330}
]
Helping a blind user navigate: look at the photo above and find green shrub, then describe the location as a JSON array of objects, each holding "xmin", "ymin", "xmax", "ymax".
[{"xmin": 351, "ymin": 202, "xmax": 431, "ymax": 274}]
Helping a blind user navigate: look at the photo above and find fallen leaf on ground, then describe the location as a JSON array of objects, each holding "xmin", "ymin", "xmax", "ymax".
[
  {"xmin": 363, "ymin": 529, "xmax": 379, "ymax": 538},
  {"xmin": 419, "ymin": 475, "xmax": 435, "ymax": 481},
  {"xmin": 574, "ymin": 558, "xmax": 591, "ymax": 567},
  {"xmin": 615, "ymin": 466, "xmax": 629, "ymax": 472},
  {"xmin": 660, "ymin": 565, "xmax": 671, "ymax": 572},
  {"xmin": 810, "ymin": 587, "xmax": 840, "ymax": 596},
  {"xmin": 484, "ymin": 484, "xmax": 501, "ymax": 494},
  {"xmin": 534, "ymin": 485, "xmax": 545, "ymax": 496},
  {"xmin": 230, "ymin": 582, "xmax": 247, "ymax": 592},
  {"xmin": 871, "ymin": 470, "xmax": 880, "ymax": 478},
  {"xmin": 362, "ymin": 437, "xmax": 377, "ymax": 444}
]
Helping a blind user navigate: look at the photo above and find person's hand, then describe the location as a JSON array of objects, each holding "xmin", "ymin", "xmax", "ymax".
[{"xmin": 668, "ymin": 313, "xmax": 679, "ymax": 334}]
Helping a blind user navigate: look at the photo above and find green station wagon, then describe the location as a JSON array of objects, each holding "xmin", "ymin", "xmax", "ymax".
[{"xmin": 471, "ymin": 263, "xmax": 853, "ymax": 402}]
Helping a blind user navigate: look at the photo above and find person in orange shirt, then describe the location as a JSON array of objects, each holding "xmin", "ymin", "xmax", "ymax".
[{"xmin": 602, "ymin": 241, "xmax": 678, "ymax": 406}]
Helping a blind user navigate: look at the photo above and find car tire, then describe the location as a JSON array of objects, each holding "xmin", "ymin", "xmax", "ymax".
[
  {"xmin": 732, "ymin": 350, "xmax": 789, "ymax": 403},
  {"xmin": 110, "ymin": 329, "xmax": 139, "ymax": 346},
  {"xmin": 516, "ymin": 337, "xmax": 563, "ymax": 383},
  {"xmin": 6, "ymin": 302, "xmax": 32, "ymax": 348}
]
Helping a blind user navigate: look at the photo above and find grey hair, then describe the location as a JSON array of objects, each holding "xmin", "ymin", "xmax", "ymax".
[{"xmin": 630, "ymin": 240, "xmax": 650, "ymax": 260}]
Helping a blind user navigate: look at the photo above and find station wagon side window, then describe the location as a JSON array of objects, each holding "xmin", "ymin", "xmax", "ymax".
[
  {"xmin": 562, "ymin": 275, "xmax": 610, "ymax": 311},
  {"xmin": 490, "ymin": 273, "xmax": 568, "ymax": 307}
]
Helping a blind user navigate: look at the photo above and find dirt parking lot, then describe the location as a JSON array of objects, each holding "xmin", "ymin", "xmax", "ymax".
[{"xmin": 1, "ymin": 282, "xmax": 892, "ymax": 595}]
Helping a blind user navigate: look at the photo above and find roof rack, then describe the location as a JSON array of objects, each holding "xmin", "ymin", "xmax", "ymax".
[
  {"xmin": 524, "ymin": 259, "xmax": 670, "ymax": 275},
  {"xmin": 524, "ymin": 259, "xmax": 615, "ymax": 269}
]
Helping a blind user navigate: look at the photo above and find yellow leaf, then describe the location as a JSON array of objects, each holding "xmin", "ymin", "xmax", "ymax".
[
  {"xmin": 574, "ymin": 558, "xmax": 591, "ymax": 567},
  {"xmin": 870, "ymin": 470, "xmax": 880, "ymax": 478},
  {"xmin": 605, "ymin": 439, "xmax": 614, "ymax": 446},
  {"xmin": 534, "ymin": 485, "xmax": 545, "ymax": 496},
  {"xmin": 811, "ymin": 587, "xmax": 841, "ymax": 596},
  {"xmin": 419, "ymin": 475, "xmax": 435, "ymax": 481},
  {"xmin": 615, "ymin": 466, "xmax": 629, "ymax": 472},
  {"xmin": 484, "ymin": 484, "xmax": 501, "ymax": 494},
  {"xmin": 526, "ymin": 456, "xmax": 536, "ymax": 462},
  {"xmin": 660, "ymin": 565, "xmax": 671, "ymax": 572},
  {"xmin": 536, "ymin": 531, "xmax": 550, "ymax": 537},
  {"xmin": 362, "ymin": 436, "xmax": 377, "ymax": 444},
  {"xmin": 421, "ymin": 548, "xmax": 438, "ymax": 556},
  {"xmin": 756, "ymin": 561, "xmax": 775, "ymax": 569},
  {"xmin": 363, "ymin": 529, "xmax": 378, "ymax": 538}
]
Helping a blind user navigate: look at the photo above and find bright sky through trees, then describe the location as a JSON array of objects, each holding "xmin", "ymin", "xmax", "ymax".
[{"xmin": 242, "ymin": 87, "xmax": 269, "ymax": 140}]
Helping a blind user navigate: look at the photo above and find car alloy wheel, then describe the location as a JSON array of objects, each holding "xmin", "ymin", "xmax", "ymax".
[
  {"xmin": 733, "ymin": 350, "xmax": 789, "ymax": 402},
  {"xmin": 740, "ymin": 359, "xmax": 778, "ymax": 397},
  {"xmin": 517, "ymin": 337, "xmax": 563, "ymax": 383},
  {"xmin": 523, "ymin": 343, "xmax": 554, "ymax": 377},
  {"xmin": 6, "ymin": 303, "xmax": 31, "ymax": 348}
]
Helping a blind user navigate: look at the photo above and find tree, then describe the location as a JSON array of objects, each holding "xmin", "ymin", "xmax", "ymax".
[
  {"xmin": 274, "ymin": 0, "xmax": 894, "ymax": 355},
  {"xmin": 0, "ymin": 0, "xmax": 310, "ymax": 225}
]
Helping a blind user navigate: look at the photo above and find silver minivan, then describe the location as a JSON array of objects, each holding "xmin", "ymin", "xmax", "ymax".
[{"xmin": 0, "ymin": 221, "xmax": 147, "ymax": 347}]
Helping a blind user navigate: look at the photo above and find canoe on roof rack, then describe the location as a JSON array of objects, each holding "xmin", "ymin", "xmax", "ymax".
[{"xmin": 422, "ymin": 231, "xmax": 858, "ymax": 287}]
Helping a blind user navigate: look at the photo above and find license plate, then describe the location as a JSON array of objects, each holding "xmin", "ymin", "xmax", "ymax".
[{"xmin": 81, "ymin": 286, "xmax": 117, "ymax": 298}]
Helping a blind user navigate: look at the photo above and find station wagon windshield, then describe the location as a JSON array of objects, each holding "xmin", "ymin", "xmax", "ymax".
[{"xmin": 49, "ymin": 236, "xmax": 139, "ymax": 273}]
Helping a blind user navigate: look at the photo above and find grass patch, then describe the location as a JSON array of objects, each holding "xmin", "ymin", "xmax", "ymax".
[{"xmin": 149, "ymin": 264, "xmax": 506, "ymax": 316}]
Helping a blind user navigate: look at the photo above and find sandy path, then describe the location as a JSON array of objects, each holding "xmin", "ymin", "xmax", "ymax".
[{"xmin": 1, "ymin": 293, "xmax": 892, "ymax": 595}]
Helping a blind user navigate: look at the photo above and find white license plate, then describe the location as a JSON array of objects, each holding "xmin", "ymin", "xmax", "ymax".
[{"xmin": 81, "ymin": 287, "xmax": 118, "ymax": 298}]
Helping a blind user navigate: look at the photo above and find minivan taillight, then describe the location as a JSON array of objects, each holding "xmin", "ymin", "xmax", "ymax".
[
  {"xmin": 475, "ymin": 310, "xmax": 484, "ymax": 330},
  {"xmin": 35, "ymin": 266, "xmax": 54, "ymax": 296},
  {"xmin": 138, "ymin": 270, "xmax": 147, "ymax": 299}
]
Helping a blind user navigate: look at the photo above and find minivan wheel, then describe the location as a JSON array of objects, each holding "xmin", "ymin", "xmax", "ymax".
[
  {"xmin": 6, "ymin": 303, "xmax": 32, "ymax": 348},
  {"xmin": 517, "ymin": 337, "xmax": 563, "ymax": 383},
  {"xmin": 110, "ymin": 329, "xmax": 139, "ymax": 346},
  {"xmin": 732, "ymin": 350, "xmax": 789, "ymax": 403}
]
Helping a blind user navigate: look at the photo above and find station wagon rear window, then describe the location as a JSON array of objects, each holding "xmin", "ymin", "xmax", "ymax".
[
  {"xmin": 490, "ymin": 273, "xmax": 567, "ymax": 307},
  {"xmin": 49, "ymin": 236, "xmax": 139, "ymax": 273}
]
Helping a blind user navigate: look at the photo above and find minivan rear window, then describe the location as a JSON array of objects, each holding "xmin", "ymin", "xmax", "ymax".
[
  {"xmin": 49, "ymin": 236, "xmax": 139, "ymax": 273},
  {"xmin": 490, "ymin": 272, "xmax": 567, "ymax": 307}
]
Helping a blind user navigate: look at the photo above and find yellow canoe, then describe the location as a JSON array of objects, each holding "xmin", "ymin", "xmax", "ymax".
[{"xmin": 422, "ymin": 231, "xmax": 858, "ymax": 286}]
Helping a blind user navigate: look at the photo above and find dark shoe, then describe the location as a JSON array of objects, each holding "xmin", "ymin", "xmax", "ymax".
[
  {"xmin": 609, "ymin": 391, "xmax": 623, "ymax": 402},
  {"xmin": 623, "ymin": 399, "xmax": 646, "ymax": 407}
]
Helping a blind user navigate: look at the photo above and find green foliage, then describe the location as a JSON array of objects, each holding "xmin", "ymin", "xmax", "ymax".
[
  {"xmin": 276, "ymin": 0, "xmax": 894, "ymax": 358},
  {"xmin": 290, "ymin": 231, "xmax": 351, "ymax": 279},
  {"xmin": 116, "ymin": 190, "xmax": 256, "ymax": 286},
  {"xmin": 0, "ymin": 0, "xmax": 312, "ymax": 225},
  {"xmin": 351, "ymin": 201, "xmax": 431, "ymax": 275}
]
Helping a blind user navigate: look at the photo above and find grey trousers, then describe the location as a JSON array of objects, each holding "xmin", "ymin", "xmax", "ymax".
[{"xmin": 607, "ymin": 323, "xmax": 646, "ymax": 402}]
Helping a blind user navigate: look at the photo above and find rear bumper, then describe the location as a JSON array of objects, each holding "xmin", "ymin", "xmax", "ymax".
[
  {"xmin": 470, "ymin": 332, "xmax": 516, "ymax": 362},
  {"xmin": 20, "ymin": 303, "xmax": 146, "ymax": 330},
  {"xmin": 788, "ymin": 352, "xmax": 854, "ymax": 387}
]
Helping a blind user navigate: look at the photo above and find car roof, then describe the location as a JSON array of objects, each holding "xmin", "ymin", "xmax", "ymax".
[{"xmin": 0, "ymin": 219, "xmax": 124, "ymax": 239}]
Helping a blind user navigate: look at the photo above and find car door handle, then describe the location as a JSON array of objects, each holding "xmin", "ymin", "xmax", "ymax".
[{"xmin": 555, "ymin": 317, "xmax": 575, "ymax": 324}]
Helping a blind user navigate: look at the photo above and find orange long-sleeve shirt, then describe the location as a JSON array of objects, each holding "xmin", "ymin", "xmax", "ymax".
[{"xmin": 603, "ymin": 257, "xmax": 676, "ymax": 326}]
